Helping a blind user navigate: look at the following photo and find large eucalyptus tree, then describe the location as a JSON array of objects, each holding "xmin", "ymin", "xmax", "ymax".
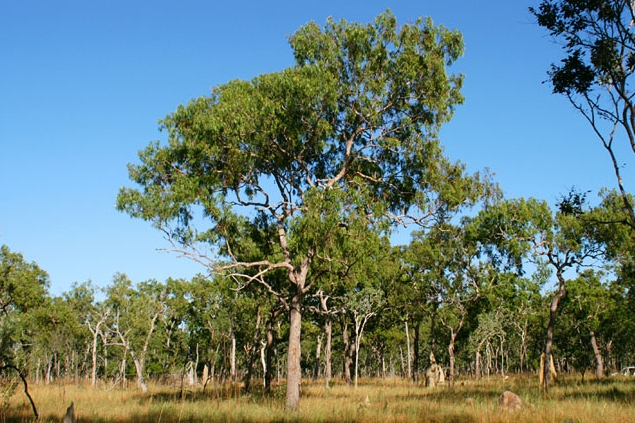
[{"xmin": 117, "ymin": 10, "xmax": 487, "ymax": 409}]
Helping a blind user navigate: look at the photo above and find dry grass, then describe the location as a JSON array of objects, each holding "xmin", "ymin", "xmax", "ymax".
[{"xmin": 3, "ymin": 374, "xmax": 635, "ymax": 423}]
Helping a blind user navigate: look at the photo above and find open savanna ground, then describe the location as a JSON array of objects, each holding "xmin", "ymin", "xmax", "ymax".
[{"xmin": 3, "ymin": 375, "xmax": 635, "ymax": 423}]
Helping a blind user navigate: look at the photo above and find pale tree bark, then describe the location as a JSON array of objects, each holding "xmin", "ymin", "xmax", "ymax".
[
  {"xmin": 413, "ymin": 321, "xmax": 421, "ymax": 384},
  {"xmin": 323, "ymin": 316, "xmax": 332, "ymax": 389},
  {"xmin": 313, "ymin": 290, "xmax": 334, "ymax": 389},
  {"xmin": 404, "ymin": 320, "xmax": 412, "ymax": 382},
  {"xmin": 230, "ymin": 332, "xmax": 237, "ymax": 385},
  {"xmin": 353, "ymin": 311, "xmax": 375, "ymax": 389},
  {"xmin": 475, "ymin": 350, "xmax": 482, "ymax": 380},
  {"xmin": 590, "ymin": 330, "xmax": 604, "ymax": 381},
  {"xmin": 286, "ymin": 293, "xmax": 303, "ymax": 410},
  {"xmin": 448, "ymin": 329, "xmax": 458, "ymax": 388},
  {"xmin": 313, "ymin": 334, "xmax": 322, "ymax": 383},
  {"xmin": 108, "ymin": 309, "xmax": 163, "ymax": 393},
  {"xmin": 87, "ymin": 310, "xmax": 108, "ymax": 388}
]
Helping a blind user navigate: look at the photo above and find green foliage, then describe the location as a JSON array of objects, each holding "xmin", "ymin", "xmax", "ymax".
[
  {"xmin": 0, "ymin": 245, "xmax": 49, "ymax": 315},
  {"xmin": 530, "ymin": 0, "xmax": 633, "ymax": 95},
  {"xmin": 0, "ymin": 245, "xmax": 49, "ymax": 366},
  {"xmin": 115, "ymin": 9, "xmax": 489, "ymax": 282},
  {"xmin": 530, "ymin": 0, "xmax": 635, "ymax": 229}
]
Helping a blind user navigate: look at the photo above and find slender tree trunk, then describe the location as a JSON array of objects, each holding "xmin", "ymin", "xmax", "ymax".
[
  {"xmin": 448, "ymin": 331, "xmax": 456, "ymax": 388},
  {"xmin": 342, "ymin": 319, "xmax": 353, "ymax": 385},
  {"xmin": 353, "ymin": 313, "xmax": 372, "ymax": 389},
  {"xmin": 131, "ymin": 354, "xmax": 148, "ymax": 393},
  {"xmin": 404, "ymin": 320, "xmax": 412, "ymax": 382},
  {"xmin": 354, "ymin": 333, "xmax": 360, "ymax": 389},
  {"xmin": 517, "ymin": 318, "xmax": 528, "ymax": 373},
  {"xmin": 430, "ymin": 310, "xmax": 437, "ymax": 357},
  {"xmin": 286, "ymin": 293, "xmax": 303, "ymax": 410},
  {"xmin": 590, "ymin": 330, "xmax": 604, "ymax": 381},
  {"xmin": 324, "ymin": 316, "xmax": 332, "ymax": 389},
  {"xmin": 543, "ymin": 280, "xmax": 566, "ymax": 392},
  {"xmin": 399, "ymin": 347, "xmax": 405, "ymax": 378},
  {"xmin": 413, "ymin": 321, "xmax": 420, "ymax": 384},
  {"xmin": 230, "ymin": 332, "xmax": 237, "ymax": 385},
  {"xmin": 313, "ymin": 334, "xmax": 322, "ymax": 383},
  {"xmin": 194, "ymin": 343, "xmax": 199, "ymax": 386},
  {"xmin": 243, "ymin": 306, "xmax": 262, "ymax": 393},
  {"xmin": 317, "ymin": 292, "xmax": 333, "ymax": 389},
  {"xmin": 261, "ymin": 342, "xmax": 266, "ymax": 387},
  {"xmin": 381, "ymin": 353, "xmax": 386, "ymax": 379},
  {"xmin": 264, "ymin": 313, "xmax": 277, "ymax": 393},
  {"xmin": 475, "ymin": 350, "xmax": 481, "ymax": 380},
  {"xmin": 91, "ymin": 332, "xmax": 99, "ymax": 387}
]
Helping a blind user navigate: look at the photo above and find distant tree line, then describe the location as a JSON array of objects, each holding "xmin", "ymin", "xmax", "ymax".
[{"xmin": 2, "ymin": 187, "xmax": 634, "ymax": 398}]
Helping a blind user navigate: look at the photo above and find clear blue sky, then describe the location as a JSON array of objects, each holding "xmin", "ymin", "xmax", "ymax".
[{"xmin": 1, "ymin": 1, "xmax": 631, "ymax": 296}]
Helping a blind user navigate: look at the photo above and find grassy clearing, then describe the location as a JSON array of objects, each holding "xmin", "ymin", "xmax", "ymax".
[{"xmin": 3, "ymin": 375, "xmax": 635, "ymax": 422}]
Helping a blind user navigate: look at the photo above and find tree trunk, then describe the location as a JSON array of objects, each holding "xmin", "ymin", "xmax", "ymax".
[
  {"xmin": 243, "ymin": 306, "xmax": 262, "ymax": 393},
  {"xmin": 342, "ymin": 319, "xmax": 353, "ymax": 385},
  {"xmin": 264, "ymin": 313, "xmax": 277, "ymax": 393},
  {"xmin": 354, "ymin": 331, "xmax": 360, "ymax": 388},
  {"xmin": 413, "ymin": 321, "xmax": 420, "ymax": 384},
  {"xmin": 448, "ymin": 332, "xmax": 456, "ymax": 388},
  {"xmin": 543, "ymin": 280, "xmax": 566, "ymax": 392},
  {"xmin": 590, "ymin": 330, "xmax": 604, "ymax": 381},
  {"xmin": 313, "ymin": 334, "xmax": 322, "ymax": 383},
  {"xmin": 404, "ymin": 320, "xmax": 412, "ymax": 382},
  {"xmin": 91, "ymin": 330, "xmax": 99, "ymax": 387},
  {"xmin": 475, "ymin": 350, "xmax": 481, "ymax": 380},
  {"xmin": 131, "ymin": 355, "xmax": 148, "ymax": 393},
  {"xmin": 324, "ymin": 316, "xmax": 332, "ymax": 389},
  {"xmin": 286, "ymin": 293, "xmax": 302, "ymax": 411},
  {"xmin": 430, "ymin": 310, "xmax": 437, "ymax": 357},
  {"xmin": 230, "ymin": 332, "xmax": 237, "ymax": 385}
]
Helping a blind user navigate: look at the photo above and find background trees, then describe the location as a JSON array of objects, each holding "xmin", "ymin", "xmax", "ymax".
[
  {"xmin": 0, "ymin": 196, "xmax": 633, "ymax": 398},
  {"xmin": 0, "ymin": 245, "xmax": 49, "ymax": 368}
]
